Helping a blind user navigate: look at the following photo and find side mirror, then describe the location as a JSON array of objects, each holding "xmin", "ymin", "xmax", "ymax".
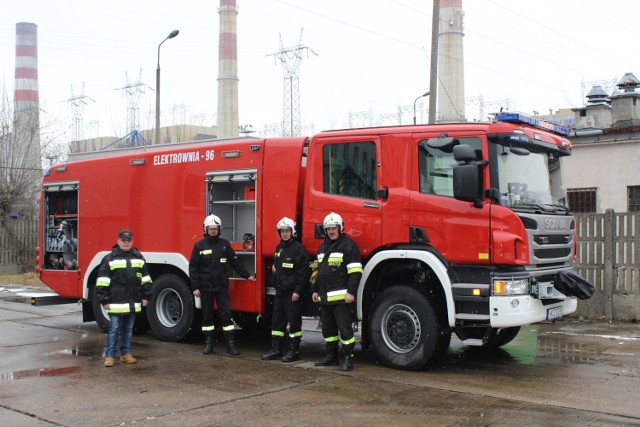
[
  {"xmin": 453, "ymin": 164, "xmax": 483, "ymax": 208},
  {"xmin": 453, "ymin": 144, "xmax": 477, "ymax": 161},
  {"xmin": 427, "ymin": 137, "xmax": 459, "ymax": 153}
]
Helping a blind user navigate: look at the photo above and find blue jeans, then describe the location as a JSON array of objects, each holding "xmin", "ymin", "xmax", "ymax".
[{"xmin": 105, "ymin": 314, "xmax": 136, "ymax": 358}]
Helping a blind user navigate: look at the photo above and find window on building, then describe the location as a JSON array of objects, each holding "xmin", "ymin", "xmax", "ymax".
[
  {"xmin": 567, "ymin": 188, "xmax": 597, "ymax": 213},
  {"xmin": 323, "ymin": 142, "xmax": 377, "ymax": 200},
  {"xmin": 628, "ymin": 186, "xmax": 640, "ymax": 212}
]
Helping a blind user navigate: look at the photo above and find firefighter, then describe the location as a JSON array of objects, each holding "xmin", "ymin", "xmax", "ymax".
[
  {"xmin": 312, "ymin": 212, "xmax": 362, "ymax": 371},
  {"xmin": 261, "ymin": 217, "xmax": 310, "ymax": 363},
  {"xmin": 96, "ymin": 229, "xmax": 153, "ymax": 367},
  {"xmin": 189, "ymin": 214, "xmax": 255, "ymax": 355}
]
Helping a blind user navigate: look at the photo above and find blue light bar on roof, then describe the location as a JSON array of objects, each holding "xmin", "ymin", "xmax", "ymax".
[{"xmin": 496, "ymin": 112, "xmax": 571, "ymax": 136}]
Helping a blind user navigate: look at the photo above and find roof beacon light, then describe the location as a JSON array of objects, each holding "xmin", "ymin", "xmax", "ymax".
[{"xmin": 497, "ymin": 112, "xmax": 571, "ymax": 137}]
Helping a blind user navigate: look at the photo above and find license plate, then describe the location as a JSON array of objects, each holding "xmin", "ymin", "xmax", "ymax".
[{"xmin": 547, "ymin": 306, "xmax": 563, "ymax": 320}]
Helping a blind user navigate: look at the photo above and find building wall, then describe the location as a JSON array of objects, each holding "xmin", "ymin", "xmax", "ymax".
[{"xmin": 563, "ymin": 135, "xmax": 640, "ymax": 212}]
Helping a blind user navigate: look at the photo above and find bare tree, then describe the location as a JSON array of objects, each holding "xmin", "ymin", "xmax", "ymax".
[{"xmin": 0, "ymin": 87, "xmax": 52, "ymax": 220}]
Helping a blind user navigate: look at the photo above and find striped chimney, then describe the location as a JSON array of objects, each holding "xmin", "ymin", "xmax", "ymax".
[
  {"xmin": 216, "ymin": 0, "xmax": 239, "ymax": 138},
  {"xmin": 13, "ymin": 22, "xmax": 42, "ymax": 175}
]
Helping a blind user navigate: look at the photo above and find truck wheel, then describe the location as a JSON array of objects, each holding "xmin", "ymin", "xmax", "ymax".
[
  {"xmin": 147, "ymin": 275, "xmax": 194, "ymax": 342},
  {"xmin": 369, "ymin": 285, "xmax": 450, "ymax": 370},
  {"xmin": 91, "ymin": 286, "xmax": 110, "ymax": 333}
]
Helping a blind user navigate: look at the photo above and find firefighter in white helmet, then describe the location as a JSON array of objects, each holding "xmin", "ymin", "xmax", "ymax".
[
  {"xmin": 312, "ymin": 212, "xmax": 362, "ymax": 371},
  {"xmin": 189, "ymin": 214, "xmax": 255, "ymax": 355},
  {"xmin": 261, "ymin": 217, "xmax": 310, "ymax": 362}
]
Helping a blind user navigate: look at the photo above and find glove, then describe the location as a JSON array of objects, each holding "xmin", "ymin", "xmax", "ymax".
[{"xmin": 309, "ymin": 260, "xmax": 319, "ymax": 285}]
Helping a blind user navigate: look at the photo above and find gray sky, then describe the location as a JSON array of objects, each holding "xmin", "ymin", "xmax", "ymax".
[{"xmin": 2, "ymin": 0, "xmax": 639, "ymax": 145}]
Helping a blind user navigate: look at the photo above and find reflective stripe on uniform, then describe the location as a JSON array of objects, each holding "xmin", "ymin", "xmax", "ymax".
[
  {"xmin": 347, "ymin": 262, "xmax": 363, "ymax": 274},
  {"xmin": 130, "ymin": 259, "xmax": 145, "ymax": 268},
  {"xmin": 202, "ymin": 324, "xmax": 215, "ymax": 332},
  {"xmin": 222, "ymin": 324, "xmax": 235, "ymax": 332},
  {"xmin": 109, "ymin": 259, "xmax": 127, "ymax": 270},
  {"xmin": 141, "ymin": 275, "xmax": 152, "ymax": 285},
  {"xmin": 341, "ymin": 336, "xmax": 356, "ymax": 345},
  {"xmin": 108, "ymin": 302, "xmax": 141, "ymax": 314},
  {"xmin": 327, "ymin": 289, "xmax": 347, "ymax": 302},
  {"xmin": 200, "ymin": 249, "xmax": 212, "ymax": 255},
  {"xmin": 220, "ymin": 258, "xmax": 228, "ymax": 263},
  {"xmin": 271, "ymin": 330, "xmax": 285, "ymax": 337},
  {"xmin": 96, "ymin": 277, "xmax": 110, "ymax": 287},
  {"xmin": 282, "ymin": 262, "xmax": 294, "ymax": 269},
  {"xmin": 290, "ymin": 331, "xmax": 302, "ymax": 338},
  {"xmin": 317, "ymin": 254, "xmax": 325, "ymax": 262},
  {"xmin": 325, "ymin": 335, "xmax": 339, "ymax": 343},
  {"xmin": 327, "ymin": 252, "xmax": 343, "ymax": 267}
]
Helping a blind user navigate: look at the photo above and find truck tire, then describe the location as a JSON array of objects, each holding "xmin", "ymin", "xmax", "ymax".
[
  {"xmin": 147, "ymin": 274, "xmax": 195, "ymax": 342},
  {"xmin": 369, "ymin": 285, "xmax": 450, "ymax": 370},
  {"xmin": 91, "ymin": 286, "xmax": 110, "ymax": 333}
]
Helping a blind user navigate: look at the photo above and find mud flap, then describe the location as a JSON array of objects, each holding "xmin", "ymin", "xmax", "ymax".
[{"xmin": 555, "ymin": 270, "xmax": 595, "ymax": 299}]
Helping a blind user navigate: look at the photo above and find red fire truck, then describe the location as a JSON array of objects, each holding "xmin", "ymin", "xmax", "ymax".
[{"xmin": 37, "ymin": 112, "xmax": 591, "ymax": 370}]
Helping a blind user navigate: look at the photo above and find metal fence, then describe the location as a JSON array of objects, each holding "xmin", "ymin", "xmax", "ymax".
[
  {"xmin": 0, "ymin": 220, "xmax": 38, "ymax": 273},
  {"xmin": 574, "ymin": 210, "xmax": 640, "ymax": 320},
  {"xmin": 1, "ymin": 212, "xmax": 638, "ymax": 319}
]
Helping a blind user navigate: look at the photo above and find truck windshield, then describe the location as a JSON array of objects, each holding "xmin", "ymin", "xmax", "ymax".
[{"xmin": 491, "ymin": 141, "xmax": 568, "ymax": 213}]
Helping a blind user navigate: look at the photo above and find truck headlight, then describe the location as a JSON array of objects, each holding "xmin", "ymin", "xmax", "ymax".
[{"xmin": 493, "ymin": 278, "xmax": 529, "ymax": 296}]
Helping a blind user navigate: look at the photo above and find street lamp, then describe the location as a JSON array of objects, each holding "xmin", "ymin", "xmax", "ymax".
[
  {"xmin": 155, "ymin": 29, "xmax": 179, "ymax": 145},
  {"xmin": 413, "ymin": 91, "xmax": 430, "ymax": 125}
]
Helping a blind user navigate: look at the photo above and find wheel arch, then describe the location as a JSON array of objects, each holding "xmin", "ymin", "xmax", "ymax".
[{"xmin": 358, "ymin": 249, "xmax": 456, "ymax": 328}]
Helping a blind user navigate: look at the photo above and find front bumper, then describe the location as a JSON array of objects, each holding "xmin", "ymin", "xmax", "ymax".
[{"xmin": 489, "ymin": 295, "xmax": 577, "ymax": 328}]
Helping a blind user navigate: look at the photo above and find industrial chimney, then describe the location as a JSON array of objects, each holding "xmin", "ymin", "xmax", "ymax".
[
  {"xmin": 12, "ymin": 22, "xmax": 42, "ymax": 192},
  {"xmin": 217, "ymin": 0, "xmax": 239, "ymax": 138},
  {"xmin": 437, "ymin": 0, "xmax": 466, "ymax": 122}
]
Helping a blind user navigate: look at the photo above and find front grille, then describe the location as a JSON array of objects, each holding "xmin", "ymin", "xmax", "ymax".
[
  {"xmin": 534, "ymin": 234, "xmax": 572, "ymax": 245},
  {"xmin": 533, "ymin": 248, "xmax": 572, "ymax": 259}
]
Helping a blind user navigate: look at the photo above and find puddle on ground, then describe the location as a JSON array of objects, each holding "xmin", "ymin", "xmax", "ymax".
[
  {"xmin": 448, "ymin": 324, "xmax": 638, "ymax": 366},
  {"xmin": 0, "ymin": 365, "xmax": 82, "ymax": 380}
]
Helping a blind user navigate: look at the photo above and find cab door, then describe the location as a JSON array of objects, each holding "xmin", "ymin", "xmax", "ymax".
[
  {"xmin": 409, "ymin": 132, "xmax": 491, "ymax": 264},
  {"xmin": 302, "ymin": 135, "xmax": 383, "ymax": 258}
]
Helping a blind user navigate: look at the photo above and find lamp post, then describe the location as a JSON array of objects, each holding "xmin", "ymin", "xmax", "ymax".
[
  {"xmin": 155, "ymin": 29, "xmax": 179, "ymax": 145},
  {"xmin": 413, "ymin": 91, "xmax": 430, "ymax": 125}
]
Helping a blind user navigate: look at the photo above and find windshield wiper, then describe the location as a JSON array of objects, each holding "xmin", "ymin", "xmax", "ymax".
[{"xmin": 544, "ymin": 203, "xmax": 571, "ymax": 213}]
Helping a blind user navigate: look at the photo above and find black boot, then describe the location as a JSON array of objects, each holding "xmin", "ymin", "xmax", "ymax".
[
  {"xmin": 202, "ymin": 335, "xmax": 214, "ymax": 354},
  {"xmin": 261, "ymin": 337, "xmax": 282, "ymax": 360},
  {"xmin": 225, "ymin": 332, "xmax": 240, "ymax": 356},
  {"xmin": 314, "ymin": 342, "xmax": 339, "ymax": 366},
  {"xmin": 341, "ymin": 343, "xmax": 354, "ymax": 371},
  {"xmin": 281, "ymin": 337, "xmax": 301, "ymax": 363}
]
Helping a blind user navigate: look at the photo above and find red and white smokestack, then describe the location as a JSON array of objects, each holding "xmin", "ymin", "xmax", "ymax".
[
  {"xmin": 15, "ymin": 22, "xmax": 39, "ymax": 115},
  {"xmin": 217, "ymin": 0, "xmax": 239, "ymax": 138},
  {"xmin": 13, "ymin": 22, "xmax": 42, "ymax": 176}
]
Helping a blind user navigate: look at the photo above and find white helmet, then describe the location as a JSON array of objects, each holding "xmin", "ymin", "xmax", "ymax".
[
  {"xmin": 323, "ymin": 212, "xmax": 344, "ymax": 233},
  {"xmin": 276, "ymin": 217, "xmax": 296, "ymax": 236},
  {"xmin": 203, "ymin": 214, "xmax": 222, "ymax": 231}
]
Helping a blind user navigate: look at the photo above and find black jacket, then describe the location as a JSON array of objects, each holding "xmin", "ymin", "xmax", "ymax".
[
  {"xmin": 312, "ymin": 233, "xmax": 362, "ymax": 305},
  {"xmin": 96, "ymin": 245, "xmax": 153, "ymax": 315},
  {"xmin": 273, "ymin": 238, "xmax": 310, "ymax": 296},
  {"xmin": 189, "ymin": 235, "xmax": 251, "ymax": 292}
]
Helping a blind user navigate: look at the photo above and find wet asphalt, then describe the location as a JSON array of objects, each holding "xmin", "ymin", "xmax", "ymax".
[{"xmin": 1, "ymin": 285, "xmax": 639, "ymax": 426}]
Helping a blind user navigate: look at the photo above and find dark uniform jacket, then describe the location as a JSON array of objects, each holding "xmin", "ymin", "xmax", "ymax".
[
  {"xmin": 96, "ymin": 245, "xmax": 153, "ymax": 315},
  {"xmin": 189, "ymin": 235, "xmax": 251, "ymax": 292},
  {"xmin": 273, "ymin": 238, "xmax": 310, "ymax": 296},
  {"xmin": 312, "ymin": 233, "xmax": 362, "ymax": 305}
]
